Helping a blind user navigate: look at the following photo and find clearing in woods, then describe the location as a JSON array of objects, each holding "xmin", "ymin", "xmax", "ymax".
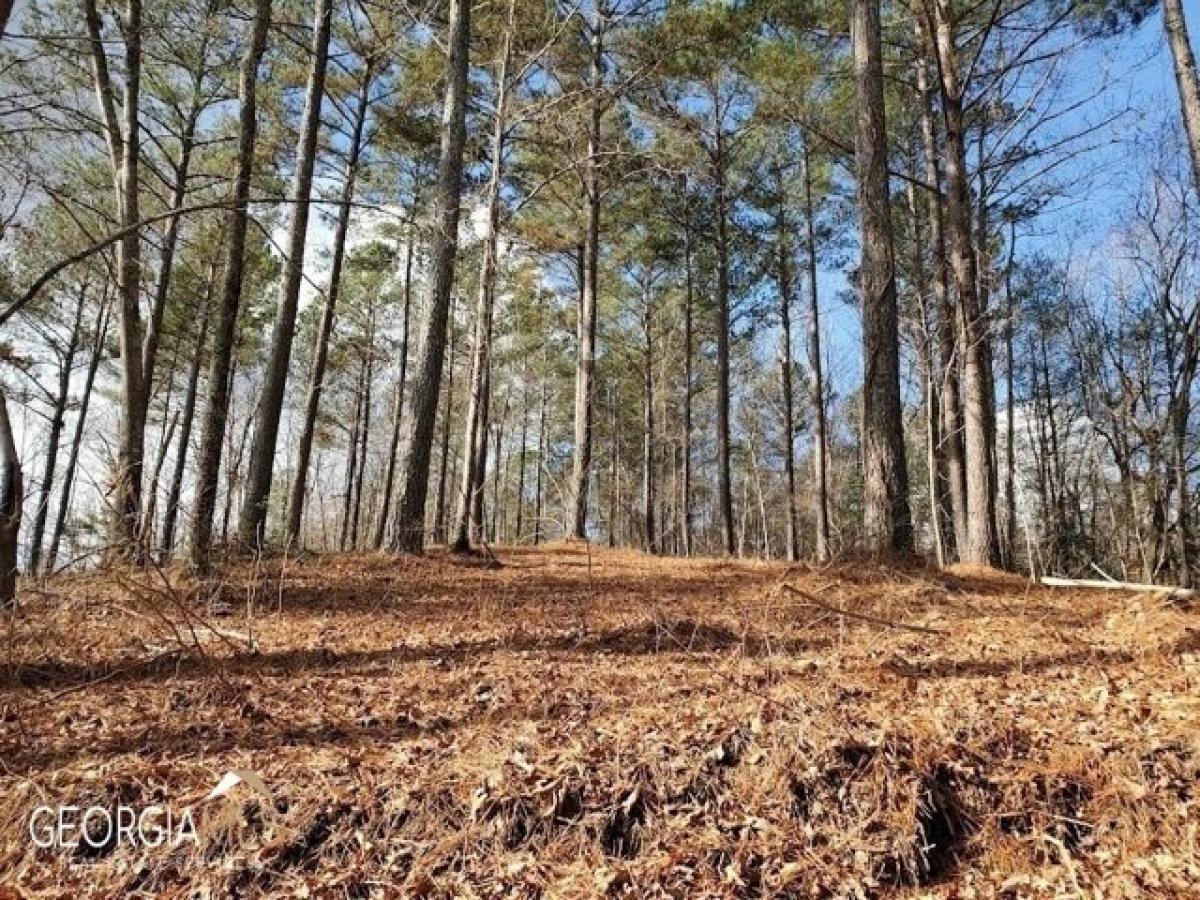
[{"xmin": 1, "ymin": 544, "xmax": 1198, "ymax": 897}]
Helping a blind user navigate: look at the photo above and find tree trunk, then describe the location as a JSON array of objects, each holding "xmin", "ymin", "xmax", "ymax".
[
  {"xmin": 453, "ymin": 6, "xmax": 514, "ymax": 552},
  {"xmin": 923, "ymin": 316, "xmax": 945, "ymax": 567},
  {"xmin": 643, "ymin": 294, "xmax": 656, "ymax": 553},
  {"xmin": 390, "ymin": 0, "xmax": 470, "ymax": 553},
  {"xmin": 608, "ymin": 385, "xmax": 618, "ymax": 547},
  {"xmin": 140, "ymin": 115, "xmax": 195, "ymax": 424},
  {"xmin": 350, "ymin": 309, "xmax": 375, "ymax": 549},
  {"xmin": 933, "ymin": 0, "xmax": 997, "ymax": 565},
  {"xmin": 681, "ymin": 183, "xmax": 694, "ymax": 556},
  {"xmin": 240, "ymin": 0, "xmax": 332, "ymax": 549},
  {"xmin": 160, "ymin": 278, "xmax": 212, "ymax": 560},
  {"xmin": 140, "ymin": 410, "xmax": 178, "ymax": 547},
  {"xmin": 27, "ymin": 283, "xmax": 87, "ymax": 573},
  {"xmin": 1165, "ymin": 0, "xmax": 1200, "ymax": 193},
  {"xmin": 1171, "ymin": 343, "xmax": 1196, "ymax": 587},
  {"xmin": 1173, "ymin": 408, "xmax": 1192, "ymax": 587},
  {"xmin": 490, "ymin": 387, "xmax": 511, "ymax": 543},
  {"xmin": 802, "ymin": 136, "xmax": 831, "ymax": 561},
  {"xmin": 341, "ymin": 357, "xmax": 366, "ymax": 551},
  {"xmin": 116, "ymin": 0, "xmax": 146, "ymax": 558},
  {"xmin": 534, "ymin": 378, "xmax": 547, "ymax": 545},
  {"xmin": 189, "ymin": 0, "xmax": 272, "ymax": 573},
  {"xmin": 1004, "ymin": 221, "xmax": 1018, "ymax": 568},
  {"xmin": 906, "ymin": 175, "xmax": 946, "ymax": 568},
  {"xmin": 915, "ymin": 28, "xmax": 968, "ymax": 558},
  {"xmin": 750, "ymin": 428, "xmax": 771, "ymax": 559},
  {"xmin": 853, "ymin": 0, "xmax": 912, "ymax": 553},
  {"xmin": 516, "ymin": 374, "xmax": 529, "ymax": 541},
  {"xmin": 432, "ymin": 295, "xmax": 460, "ymax": 544},
  {"xmin": 0, "ymin": 388, "xmax": 21, "ymax": 607},
  {"xmin": 86, "ymin": 0, "xmax": 146, "ymax": 558},
  {"xmin": 714, "ymin": 124, "xmax": 736, "ymax": 555},
  {"xmin": 667, "ymin": 444, "xmax": 676, "ymax": 556},
  {"xmin": 286, "ymin": 60, "xmax": 374, "ymax": 547},
  {"xmin": 975, "ymin": 122, "xmax": 1001, "ymax": 561},
  {"xmin": 220, "ymin": 378, "xmax": 253, "ymax": 543},
  {"xmin": 774, "ymin": 165, "xmax": 800, "ymax": 562},
  {"xmin": 47, "ymin": 299, "xmax": 110, "ymax": 572},
  {"xmin": 138, "ymin": 326, "xmax": 183, "ymax": 543},
  {"xmin": 468, "ymin": 367, "xmax": 491, "ymax": 543},
  {"xmin": 374, "ymin": 227, "xmax": 416, "ymax": 548},
  {"xmin": 569, "ymin": 18, "xmax": 603, "ymax": 541},
  {"xmin": 737, "ymin": 467, "xmax": 749, "ymax": 557}
]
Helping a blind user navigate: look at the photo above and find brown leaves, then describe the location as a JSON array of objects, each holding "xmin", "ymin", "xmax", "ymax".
[{"xmin": 2, "ymin": 546, "xmax": 1199, "ymax": 896}]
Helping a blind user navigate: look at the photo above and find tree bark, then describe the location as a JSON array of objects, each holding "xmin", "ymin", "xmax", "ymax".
[
  {"xmin": 160, "ymin": 277, "xmax": 212, "ymax": 561},
  {"xmin": 774, "ymin": 165, "xmax": 800, "ymax": 562},
  {"xmin": 1165, "ymin": 0, "xmax": 1200, "ymax": 193},
  {"xmin": 453, "ymin": 3, "xmax": 514, "ymax": 551},
  {"xmin": 681, "ymin": 181, "xmax": 694, "ymax": 556},
  {"xmin": 490, "ymin": 386, "xmax": 511, "ymax": 542},
  {"xmin": 853, "ymin": 0, "xmax": 912, "ymax": 553},
  {"xmin": 802, "ymin": 136, "xmax": 832, "ymax": 561},
  {"xmin": 515, "ymin": 373, "xmax": 529, "ymax": 541},
  {"xmin": 432, "ymin": 294, "xmax": 460, "ymax": 544},
  {"xmin": 608, "ymin": 385, "xmax": 618, "ymax": 546},
  {"xmin": 240, "ymin": 0, "xmax": 332, "ymax": 549},
  {"xmin": 140, "ymin": 410, "xmax": 178, "ymax": 548},
  {"xmin": 749, "ymin": 427, "xmax": 771, "ymax": 559},
  {"xmin": 286, "ymin": 59, "xmax": 374, "ymax": 547},
  {"xmin": 374, "ymin": 227, "xmax": 416, "ymax": 548},
  {"xmin": 220, "ymin": 375, "xmax": 252, "ymax": 543},
  {"xmin": 350, "ymin": 307, "xmax": 375, "ymax": 549},
  {"xmin": 1004, "ymin": 221, "xmax": 1018, "ymax": 568},
  {"xmin": 923, "ymin": 309, "xmax": 945, "ymax": 567},
  {"xmin": 714, "ymin": 121, "xmax": 736, "ymax": 555},
  {"xmin": 0, "ymin": 387, "xmax": 22, "ymax": 607},
  {"xmin": 27, "ymin": 283, "xmax": 87, "ymax": 573},
  {"xmin": 933, "ymin": 0, "xmax": 998, "ymax": 565},
  {"xmin": 534, "ymin": 377, "xmax": 547, "ymax": 545},
  {"xmin": 643, "ymin": 292, "xmax": 656, "ymax": 553},
  {"xmin": 1173, "ymin": 403, "xmax": 1193, "ymax": 587},
  {"xmin": 569, "ymin": 15, "xmax": 604, "ymax": 541},
  {"xmin": 908, "ymin": 178, "xmax": 946, "ymax": 567},
  {"xmin": 189, "ymin": 0, "xmax": 272, "ymax": 572},
  {"xmin": 116, "ymin": 0, "xmax": 146, "ymax": 559},
  {"xmin": 915, "ymin": 26, "xmax": 968, "ymax": 557},
  {"xmin": 976, "ymin": 121, "xmax": 1001, "ymax": 559},
  {"xmin": 86, "ymin": 0, "xmax": 146, "ymax": 558},
  {"xmin": 138, "ymin": 321, "xmax": 184, "ymax": 544},
  {"xmin": 340, "ymin": 356, "xmax": 366, "ymax": 550},
  {"xmin": 1170, "ymin": 339, "xmax": 1197, "ymax": 587},
  {"xmin": 390, "ymin": 0, "xmax": 470, "ymax": 553}
]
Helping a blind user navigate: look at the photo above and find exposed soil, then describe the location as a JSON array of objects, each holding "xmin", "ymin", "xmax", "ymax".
[{"xmin": 1, "ymin": 544, "xmax": 1198, "ymax": 897}]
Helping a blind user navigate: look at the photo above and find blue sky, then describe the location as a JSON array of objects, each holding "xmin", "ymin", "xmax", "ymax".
[{"xmin": 813, "ymin": 1, "xmax": 1200, "ymax": 405}]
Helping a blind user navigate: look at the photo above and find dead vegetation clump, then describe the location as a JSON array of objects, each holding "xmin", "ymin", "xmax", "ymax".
[{"xmin": 2, "ymin": 544, "xmax": 1199, "ymax": 897}]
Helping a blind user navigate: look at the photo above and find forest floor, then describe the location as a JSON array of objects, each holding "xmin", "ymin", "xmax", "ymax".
[{"xmin": 1, "ymin": 544, "xmax": 1198, "ymax": 898}]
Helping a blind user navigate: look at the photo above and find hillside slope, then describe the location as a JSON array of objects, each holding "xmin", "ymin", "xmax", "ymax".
[{"xmin": 2, "ymin": 545, "xmax": 1198, "ymax": 897}]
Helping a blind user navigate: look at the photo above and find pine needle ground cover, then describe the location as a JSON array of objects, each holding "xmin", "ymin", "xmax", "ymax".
[{"xmin": 1, "ymin": 545, "xmax": 1198, "ymax": 897}]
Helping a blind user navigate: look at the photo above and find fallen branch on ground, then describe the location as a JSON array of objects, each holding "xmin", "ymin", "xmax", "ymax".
[
  {"xmin": 781, "ymin": 584, "xmax": 949, "ymax": 636},
  {"xmin": 1040, "ymin": 575, "xmax": 1196, "ymax": 599}
]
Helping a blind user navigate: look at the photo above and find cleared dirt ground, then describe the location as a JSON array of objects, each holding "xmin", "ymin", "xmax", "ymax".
[{"xmin": 1, "ymin": 544, "xmax": 1198, "ymax": 897}]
